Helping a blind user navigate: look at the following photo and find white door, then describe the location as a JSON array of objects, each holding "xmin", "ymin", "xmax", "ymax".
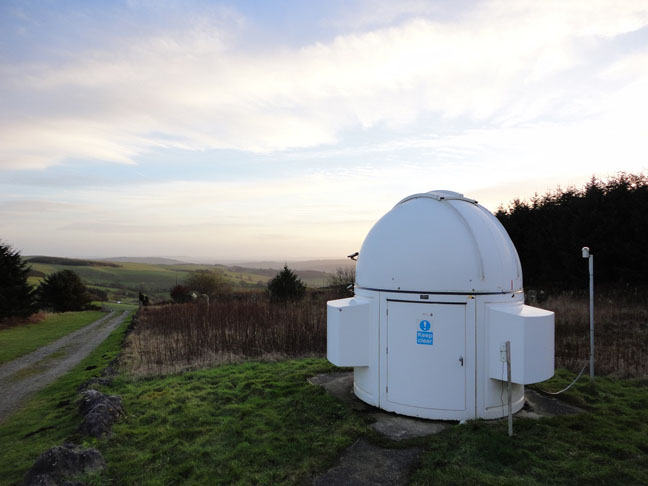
[{"xmin": 386, "ymin": 301, "xmax": 466, "ymax": 411}]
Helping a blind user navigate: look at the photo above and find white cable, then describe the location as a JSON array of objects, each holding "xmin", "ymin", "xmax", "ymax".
[{"xmin": 537, "ymin": 362, "xmax": 588, "ymax": 395}]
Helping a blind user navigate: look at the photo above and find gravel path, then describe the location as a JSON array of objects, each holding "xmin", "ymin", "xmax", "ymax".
[{"xmin": 0, "ymin": 311, "xmax": 129, "ymax": 423}]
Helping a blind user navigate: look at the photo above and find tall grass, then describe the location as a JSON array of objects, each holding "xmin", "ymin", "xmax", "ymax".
[
  {"xmin": 542, "ymin": 290, "xmax": 648, "ymax": 377},
  {"xmin": 127, "ymin": 292, "xmax": 332, "ymax": 375},
  {"xmin": 126, "ymin": 290, "xmax": 647, "ymax": 377}
]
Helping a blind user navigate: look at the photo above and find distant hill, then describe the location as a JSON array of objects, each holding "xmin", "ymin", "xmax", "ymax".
[
  {"xmin": 102, "ymin": 257, "xmax": 188, "ymax": 265},
  {"xmin": 225, "ymin": 265, "xmax": 330, "ymax": 287},
  {"xmin": 24, "ymin": 258, "xmax": 337, "ymax": 304},
  {"xmin": 26, "ymin": 256, "xmax": 120, "ymax": 267},
  {"xmin": 235, "ymin": 259, "xmax": 355, "ymax": 273}
]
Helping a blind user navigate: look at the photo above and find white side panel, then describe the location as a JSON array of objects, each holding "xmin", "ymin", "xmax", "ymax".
[
  {"xmin": 487, "ymin": 303, "xmax": 554, "ymax": 384},
  {"xmin": 327, "ymin": 297, "xmax": 372, "ymax": 367},
  {"xmin": 353, "ymin": 289, "xmax": 380, "ymax": 406},
  {"xmin": 354, "ymin": 366, "xmax": 379, "ymax": 406}
]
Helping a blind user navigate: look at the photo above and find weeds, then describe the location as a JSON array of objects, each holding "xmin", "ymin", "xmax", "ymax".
[
  {"xmin": 127, "ymin": 290, "xmax": 648, "ymax": 377},
  {"xmin": 543, "ymin": 291, "xmax": 648, "ymax": 377},
  {"xmin": 126, "ymin": 293, "xmax": 333, "ymax": 375}
]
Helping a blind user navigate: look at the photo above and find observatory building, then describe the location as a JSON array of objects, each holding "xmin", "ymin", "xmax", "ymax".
[{"xmin": 327, "ymin": 191, "xmax": 554, "ymax": 420}]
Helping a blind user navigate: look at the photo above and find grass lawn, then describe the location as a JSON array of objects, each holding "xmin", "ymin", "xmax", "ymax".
[
  {"xmin": 89, "ymin": 359, "xmax": 365, "ymax": 486},
  {"xmin": 0, "ymin": 311, "xmax": 106, "ymax": 365},
  {"xmin": 93, "ymin": 367, "xmax": 647, "ymax": 486},
  {"xmin": 0, "ymin": 312, "xmax": 133, "ymax": 486},
  {"xmin": 411, "ymin": 370, "xmax": 648, "ymax": 485},
  {"xmin": 0, "ymin": 356, "xmax": 365, "ymax": 486},
  {"xmin": 2, "ymin": 340, "xmax": 646, "ymax": 485}
]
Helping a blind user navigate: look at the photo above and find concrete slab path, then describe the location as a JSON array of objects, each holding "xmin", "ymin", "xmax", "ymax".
[{"xmin": 312, "ymin": 438, "xmax": 421, "ymax": 486}]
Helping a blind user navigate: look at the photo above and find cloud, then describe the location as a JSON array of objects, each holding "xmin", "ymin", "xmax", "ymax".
[
  {"xmin": 0, "ymin": 199, "xmax": 85, "ymax": 213},
  {"xmin": 2, "ymin": 1, "xmax": 648, "ymax": 170}
]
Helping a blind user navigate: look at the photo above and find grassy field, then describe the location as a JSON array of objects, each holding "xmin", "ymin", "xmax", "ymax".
[
  {"xmin": 0, "ymin": 311, "xmax": 105, "ymax": 365},
  {"xmin": 0, "ymin": 312, "xmax": 133, "ymax": 486},
  {"xmin": 1, "ymin": 342, "xmax": 647, "ymax": 485},
  {"xmin": 101, "ymin": 366, "xmax": 646, "ymax": 486},
  {"xmin": 412, "ymin": 370, "xmax": 648, "ymax": 485},
  {"xmin": 89, "ymin": 360, "xmax": 364, "ymax": 486}
]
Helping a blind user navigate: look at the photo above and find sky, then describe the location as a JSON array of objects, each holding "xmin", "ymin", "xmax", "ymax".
[{"xmin": 1, "ymin": 0, "xmax": 647, "ymax": 261}]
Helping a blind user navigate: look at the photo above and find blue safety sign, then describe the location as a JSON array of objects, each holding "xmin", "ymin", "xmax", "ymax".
[{"xmin": 417, "ymin": 320, "xmax": 433, "ymax": 345}]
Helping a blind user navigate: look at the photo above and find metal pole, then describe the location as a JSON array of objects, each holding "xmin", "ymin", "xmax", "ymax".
[
  {"xmin": 506, "ymin": 341, "xmax": 512, "ymax": 437},
  {"xmin": 589, "ymin": 254, "xmax": 595, "ymax": 379}
]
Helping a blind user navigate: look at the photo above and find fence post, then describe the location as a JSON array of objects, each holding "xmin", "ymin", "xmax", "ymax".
[
  {"xmin": 582, "ymin": 247, "xmax": 595, "ymax": 379},
  {"xmin": 506, "ymin": 340, "xmax": 512, "ymax": 437}
]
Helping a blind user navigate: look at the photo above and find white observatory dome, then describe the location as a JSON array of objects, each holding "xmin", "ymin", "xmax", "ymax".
[
  {"xmin": 329, "ymin": 189, "xmax": 554, "ymax": 421},
  {"xmin": 356, "ymin": 190, "xmax": 523, "ymax": 293}
]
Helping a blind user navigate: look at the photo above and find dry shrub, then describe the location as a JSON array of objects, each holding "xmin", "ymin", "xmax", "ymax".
[
  {"xmin": 543, "ymin": 291, "xmax": 648, "ymax": 377},
  {"xmin": 125, "ymin": 293, "xmax": 328, "ymax": 375}
]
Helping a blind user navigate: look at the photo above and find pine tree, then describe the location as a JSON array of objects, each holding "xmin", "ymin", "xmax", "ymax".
[
  {"xmin": 266, "ymin": 265, "xmax": 306, "ymax": 303},
  {"xmin": 36, "ymin": 269, "xmax": 92, "ymax": 312},
  {"xmin": 0, "ymin": 241, "xmax": 34, "ymax": 320}
]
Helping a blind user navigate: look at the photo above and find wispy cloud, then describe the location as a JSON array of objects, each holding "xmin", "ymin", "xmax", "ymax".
[
  {"xmin": 2, "ymin": 0, "xmax": 648, "ymax": 259},
  {"xmin": 2, "ymin": 1, "xmax": 647, "ymax": 170}
]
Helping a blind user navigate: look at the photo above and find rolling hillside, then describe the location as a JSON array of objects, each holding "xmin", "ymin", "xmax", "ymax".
[{"xmin": 24, "ymin": 256, "xmax": 334, "ymax": 303}]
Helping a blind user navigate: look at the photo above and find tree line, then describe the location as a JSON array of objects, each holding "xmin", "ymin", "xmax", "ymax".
[{"xmin": 495, "ymin": 173, "xmax": 648, "ymax": 289}]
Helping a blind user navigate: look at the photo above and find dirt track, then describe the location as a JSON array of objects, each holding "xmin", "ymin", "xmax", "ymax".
[{"xmin": 0, "ymin": 311, "xmax": 129, "ymax": 423}]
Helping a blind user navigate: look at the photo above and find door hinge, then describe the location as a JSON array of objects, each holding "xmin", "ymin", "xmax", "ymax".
[
  {"xmin": 386, "ymin": 386, "xmax": 388, "ymax": 393},
  {"xmin": 386, "ymin": 347, "xmax": 388, "ymax": 355}
]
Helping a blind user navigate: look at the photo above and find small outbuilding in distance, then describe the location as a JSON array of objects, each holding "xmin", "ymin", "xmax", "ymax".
[{"xmin": 327, "ymin": 190, "xmax": 555, "ymax": 421}]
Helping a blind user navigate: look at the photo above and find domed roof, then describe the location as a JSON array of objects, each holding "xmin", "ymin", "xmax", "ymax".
[{"xmin": 355, "ymin": 190, "xmax": 522, "ymax": 293}]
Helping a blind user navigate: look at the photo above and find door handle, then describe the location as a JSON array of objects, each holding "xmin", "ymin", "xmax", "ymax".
[{"xmin": 459, "ymin": 356, "xmax": 464, "ymax": 366}]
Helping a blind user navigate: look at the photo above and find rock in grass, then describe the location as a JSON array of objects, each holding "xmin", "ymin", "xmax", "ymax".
[
  {"xmin": 23, "ymin": 443, "xmax": 105, "ymax": 486},
  {"xmin": 76, "ymin": 389, "xmax": 124, "ymax": 438},
  {"xmin": 77, "ymin": 377, "xmax": 112, "ymax": 392}
]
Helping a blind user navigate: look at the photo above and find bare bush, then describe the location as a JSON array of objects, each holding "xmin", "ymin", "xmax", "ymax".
[
  {"xmin": 326, "ymin": 266, "xmax": 356, "ymax": 299},
  {"xmin": 184, "ymin": 270, "xmax": 231, "ymax": 298}
]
